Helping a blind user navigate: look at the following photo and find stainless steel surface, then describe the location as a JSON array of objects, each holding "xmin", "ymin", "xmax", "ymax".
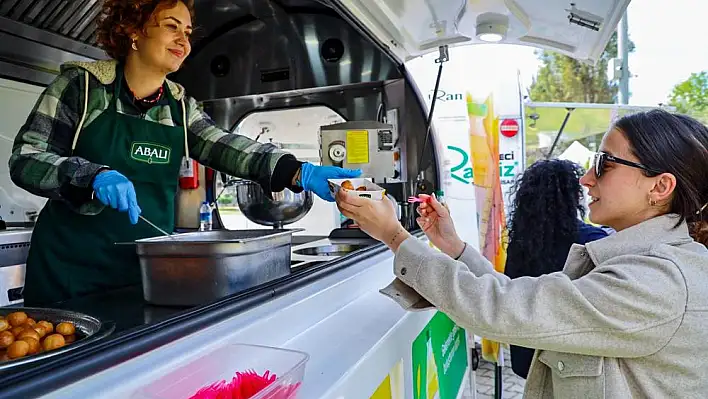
[
  {"xmin": 0, "ymin": 14, "xmax": 105, "ymax": 58},
  {"xmin": 289, "ymin": 236, "xmax": 378, "ymax": 266},
  {"xmin": 0, "ymin": 0, "xmax": 403, "ymax": 88},
  {"xmin": 293, "ymin": 244, "xmax": 367, "ymax": 257},
  {"xmin": 382, "ymin": 77, "xmax": 441, "ymax": 191},
  {"xmin": 201, "ymin": 76, "xmax": 440, "ymax": 232},
  {"xmin": 381, "ymin": 77, "xmax": 442, "ymax": 230},
  {"xmin": 0, "ymin": 306, "xmax": 115, "ymax": 372},
  {"xmin": 0, "ymin": 1, "xmax": 103, "ymax": 48},
  {"xmin": 0, "ymin": 58, "xmax": 57, "ymax": 86},
  {"xmin": 0, "ymin": 228, "xmax": 32, "ymax": 306},
  {"xmin": 320, "ymin": 121, "xmax": 397, "ymax": 182},
  {"xmin": 139, "ymin": 215, "xmax": 173, "ymax": 238},
  {"xmin": 0, "ymin": 14, "xmax": 102, "ymax": 85},
  {"xmin": 136, "ymin": 229, "xmax": 300, "ymax": 306},
  {"xmin": 0, "ymin": 264, "xmax": 24, "ymax": 306},
  {"xmin": 0, "ymin": 228, "xmax": 32, "ymax": 247},
  {"xmin": 173, "ymin": 1, "xmax": 400, "ymax": 101},
  {"xmin": 234, "ymin": 180, "xmax": 313, "ymax": 229},
  {"xmin": 200, "ymin": 81, "xmax": 384, "ymax": 131}
]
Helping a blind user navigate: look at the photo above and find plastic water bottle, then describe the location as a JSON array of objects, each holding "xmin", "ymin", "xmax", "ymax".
[{"xmin": 199, "ymin": 201, "xmax": 212, "ymax": 231}]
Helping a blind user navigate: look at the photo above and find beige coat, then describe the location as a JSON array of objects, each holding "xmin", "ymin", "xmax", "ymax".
[{"xmin": 381, "ymin": 215, "xmax": 708, "ymax": 398}]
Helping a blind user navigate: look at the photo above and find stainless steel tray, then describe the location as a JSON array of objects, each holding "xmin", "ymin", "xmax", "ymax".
[
  {"xmin": 0, "ymin": 306, "xmax": 115, "ymax": 371},
  {"xmin": 134, "ymin": 229, "xmax": 302, "ymax": 306}
]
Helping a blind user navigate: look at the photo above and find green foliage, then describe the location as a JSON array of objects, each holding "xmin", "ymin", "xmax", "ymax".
[
  {"xmin": 668, "ymin": 71, "xmax": 708, "ymax": 123},
  {"xmin": 529, "ymin": 32, "xmax": 634, "ymax": 104},
  {"xmin": 218, "ymin": 193, "xmax": 234, "ymax": 205},
  {"xmin": 525, "ymin": 31, "xmax": 635, "ymax": 164}
]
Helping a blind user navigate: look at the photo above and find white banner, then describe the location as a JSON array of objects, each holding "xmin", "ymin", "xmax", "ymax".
[{"xmin": 406, "ymin": 48, "xmax": 527, "ymax": 245}]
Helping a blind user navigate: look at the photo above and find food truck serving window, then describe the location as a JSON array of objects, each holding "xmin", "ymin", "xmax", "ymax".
[{"xmin": 216, "ymin": 106, "xmax": 346, "ymax": 235}]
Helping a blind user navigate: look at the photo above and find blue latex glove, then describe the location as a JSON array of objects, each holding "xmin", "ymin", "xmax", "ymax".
[
  {"xmin": 92, "ymin": 170, "xmax": 141, "ymax": 224},
  {"xmin": 299, "ymin": 163, "xmax": 362, "ymax": 202}
]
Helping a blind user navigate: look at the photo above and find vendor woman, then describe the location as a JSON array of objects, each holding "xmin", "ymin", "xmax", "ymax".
[{"xmin": 9, "ymin": 0, "xmax": 359, "ymax": 306}]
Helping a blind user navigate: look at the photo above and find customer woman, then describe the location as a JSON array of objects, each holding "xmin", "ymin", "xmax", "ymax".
[
  {"xmin": 9, "ymin": 0, "xmax": 359, "ymax": 306},
  {"xmin": 503, "ymin": 159, "xmax": 608, "ymax": 379},
  {"xmin": 336, "ymin": 109, "xmax": 708, "ymax": 397}
]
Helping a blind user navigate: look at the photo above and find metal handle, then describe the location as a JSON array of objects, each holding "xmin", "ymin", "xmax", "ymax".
[{"xmin": 139, "ymin": 215, "xmax": 174, "ymax": 239}]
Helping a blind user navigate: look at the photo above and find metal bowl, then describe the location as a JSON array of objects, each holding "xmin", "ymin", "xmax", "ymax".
[{"xmin": 235, "ymin": 180, "xmax": 314, "ymax": 228}]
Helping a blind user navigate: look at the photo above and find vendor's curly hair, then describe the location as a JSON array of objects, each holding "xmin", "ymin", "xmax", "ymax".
[
  {"xmin": 505, "ymin": 159, "xmax": 586, "ymax": 278},
  {"xmin": 96, "ymin": 0, "xmax": 195, "ymax": 60}
]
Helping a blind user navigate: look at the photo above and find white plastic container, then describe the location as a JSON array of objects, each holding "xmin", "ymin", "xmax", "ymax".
[
  {"xmin": 133, "ymin": 343, "xmax": 309, "ymax": 399},
  {"xmin": 328, "ymin": 178, "xmax": 386, "ymax": 200}
]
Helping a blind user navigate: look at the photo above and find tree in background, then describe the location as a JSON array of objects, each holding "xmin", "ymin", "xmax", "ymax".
[
  {"xmin": 524, "ymin": 32, "xmax": 636, "ymax": 164},
  {"xmin": 529, "ymin": 32, "xmax": 634, "ymax": 103},
  {"xmin": 668, "ymin": 71, "xmax": 708, "ymax": 123}
]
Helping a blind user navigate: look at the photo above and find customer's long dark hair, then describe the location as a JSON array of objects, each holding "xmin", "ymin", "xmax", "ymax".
[{"xmin": 505, "ymin": 159, "xmax": 586, "ymax": 278}]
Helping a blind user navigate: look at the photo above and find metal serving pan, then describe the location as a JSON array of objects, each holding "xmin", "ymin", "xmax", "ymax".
[
  {"xmin": 0, "ymin": 307, "xmax": 115, "ymax": 371},
  {"xmin": 132, "ymin": 229, "xmax": 302, "ymax": 306}
]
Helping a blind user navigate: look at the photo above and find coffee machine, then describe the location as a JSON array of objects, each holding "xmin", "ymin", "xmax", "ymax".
[
  {"xmin": 319, "ymin": 121, "xmax": 405, "ymax": 230},
  {"xmin": 319, "ymin": 121, "xmax": 401, "ymax": 183}
]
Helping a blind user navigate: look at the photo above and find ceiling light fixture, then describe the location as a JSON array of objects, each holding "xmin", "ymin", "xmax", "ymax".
[{"xmin": 476, "ymin": 13, "xmax": 509, "ymax": 43}]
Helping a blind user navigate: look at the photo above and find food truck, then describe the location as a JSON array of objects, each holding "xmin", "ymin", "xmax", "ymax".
[{"xmin": 0, "ymin": 1, "xmax": 629, "ymax": 397}]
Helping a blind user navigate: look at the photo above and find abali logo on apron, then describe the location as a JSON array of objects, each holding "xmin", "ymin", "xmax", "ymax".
[{"xmin": 131, "ymin": 142, "xmax": 171, "ymax": 164}]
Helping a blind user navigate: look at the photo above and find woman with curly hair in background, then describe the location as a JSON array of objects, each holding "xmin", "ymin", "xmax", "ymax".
[
  {"xmin": 503, "ymin": 159, "xmax": 608, "ymax": 379},
  {"xmin": 9, "ymin": 0, "xmax": 360, "ymax": 306}
]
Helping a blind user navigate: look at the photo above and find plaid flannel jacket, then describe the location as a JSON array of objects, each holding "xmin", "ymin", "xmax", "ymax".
[{"xmin": 9, "ymin": 60, "xmax": 290, "ymax": 214}]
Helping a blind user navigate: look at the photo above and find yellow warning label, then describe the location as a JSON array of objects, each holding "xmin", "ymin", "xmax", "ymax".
[{"xmin": 346, "ymin": 130, "xmax": 369, "ymax": 164}]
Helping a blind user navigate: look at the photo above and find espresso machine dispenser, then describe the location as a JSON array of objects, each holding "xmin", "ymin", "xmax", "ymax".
[
  {"xmin": 319, "ymin": 121, "xmax": 406, "ymax": 231},
  {"xmin": 319, "ymin": 121, "xmax": 400, "ymax": 183}
]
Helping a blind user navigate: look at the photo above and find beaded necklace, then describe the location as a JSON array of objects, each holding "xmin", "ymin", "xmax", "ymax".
[{"xmin": 129, "ymin": 84, "xmax": 164, "ymax": 105}]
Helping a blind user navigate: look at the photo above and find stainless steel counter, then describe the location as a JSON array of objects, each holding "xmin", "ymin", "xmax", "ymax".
[
  {"xmin": 0, "ymin": 228, "xmax": 375, "ymax": 307},
  {"xmin": 290, "ymin": 236, "xmax": 378, "ymax": 269},
  {"xmin": 0, "ymin": 230, "xmax": 396, "ymax": 399},
  {"xmin": 0, "ymin": 228, "xmax": 32, "ymax": 306},
  {"xmin": 0, "ymin": 228, "xmax": 33, "ymax": 247}
]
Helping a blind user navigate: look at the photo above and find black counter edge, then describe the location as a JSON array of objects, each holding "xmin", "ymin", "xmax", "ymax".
[{"xmin": 0, "ymin": 237, "xmax": 406, "ymax": 399}]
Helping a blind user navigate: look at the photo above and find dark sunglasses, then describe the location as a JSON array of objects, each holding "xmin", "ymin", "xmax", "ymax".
[{"xmin": 592, "ymin": 151, "xmax": 662, "ymax": 178}]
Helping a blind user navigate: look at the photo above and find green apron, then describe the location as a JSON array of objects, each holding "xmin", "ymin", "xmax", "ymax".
[{"xmin": 23, "ymin": 66, "xmax": 187, "ymax": 306}]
